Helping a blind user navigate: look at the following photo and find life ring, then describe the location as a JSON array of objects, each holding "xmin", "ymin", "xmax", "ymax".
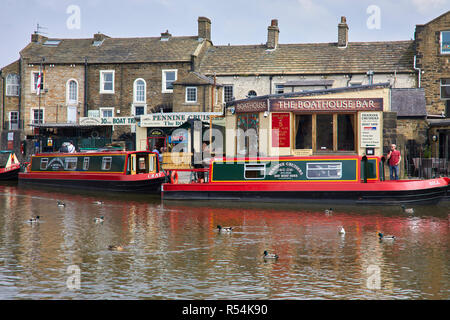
[
  {"xmin": 170, "ymin": 170, "xmax": 178, "ymax": 184},
  {"xmin": 91, "ymin": 130, "xmax": 99, "ymax": 138}
]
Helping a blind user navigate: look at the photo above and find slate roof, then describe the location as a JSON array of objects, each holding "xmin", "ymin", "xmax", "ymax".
[
  {"xmin": 391, "ymin": 88, "xmax": 427, "ymax": 117},
  {"xmin": 20, "ymin": 36, "xmax": 204, "ymax": 64},
  {"xmin": 173, "ymin": 71, "xmax": 222, "ymax": 86},
  {"xmin": 198, "ymin": 41, "xmax": 415, "ymax": 75}
]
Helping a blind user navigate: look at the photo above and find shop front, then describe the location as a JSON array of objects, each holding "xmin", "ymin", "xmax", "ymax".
[{"xmin": 225, "ymin": 85, "xmax": 390, "ymax": 158}]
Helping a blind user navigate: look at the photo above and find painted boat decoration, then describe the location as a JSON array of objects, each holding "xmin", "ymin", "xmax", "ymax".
[
  {"xmin": 162, "ymin": 155, "xmax": 449, "ymax": 205},
  {"xmin": 19, "ymin": 151, "xmax": 167, "ymax": 193},
  {"xmin": 0, "ymin": 151, "xmax": 21, "ymax": 180}
]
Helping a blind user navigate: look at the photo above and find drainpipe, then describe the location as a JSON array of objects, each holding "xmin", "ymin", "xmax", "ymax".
[
  {"xmin": 269, "ymin": 75, "xmax": 273, "ymax": 94},
  {"xmin": 0, "ymin": 70, "xmax": 5, "ymax": 130},
  {"xmin": 84, "ymin": 57, "xmax": 88, "ymax": 117},
  {"xmin": 413, "ymin": 55, "xmax": 421, "ymax": 88}
]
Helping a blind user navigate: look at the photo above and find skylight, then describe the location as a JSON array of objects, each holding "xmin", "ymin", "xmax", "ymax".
[{"xmin": 43, "ymin": 39, "xmax": 61, "ymax": 46}]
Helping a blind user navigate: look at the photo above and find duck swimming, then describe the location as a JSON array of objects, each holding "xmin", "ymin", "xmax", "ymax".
[
  {"xmin": 401, "ymin": 205, "xmax": 414, "ymax": 214},
  {"xmin": 93, "ymin": 201, "xmax": 104, "ymax": 205},
  {"xmin": 324, "ymin": 208, "xmax": 333, "ymax": 215},
  {"xmin": 94, "ymin": 216, "xmax": 104, "ymax": 223},
  {"xmin": 217, "ymin": 225, "xmax": 232, "ymax": 233},
  {"xmin": 378, "ymin": 232, "xmax": 396, "ymax": 241},
  {"xmin": 57, "ymin": 201, "xmax": 66, "ymax": 207},
  {"xmin": 338, "ymin": 226, "xmax": 346, "ymax": 235},
  {"xmin": 27, "ymin": 216, "xmax": 40, "ymax": 223},
  {"xmin": 108, "ymin": 245, "xmax": 124, "ymax": 251},
  {"xmin": 263, "ymin": 250, "xmax": 278, "ymax": 259}
]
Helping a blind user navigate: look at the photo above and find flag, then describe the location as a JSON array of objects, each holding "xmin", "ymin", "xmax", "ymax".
[{"xmin": 36, "ymin": 72, "xmax": 42, "ymax": 96}]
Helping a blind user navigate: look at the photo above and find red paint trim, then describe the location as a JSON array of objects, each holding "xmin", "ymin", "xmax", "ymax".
[
  {"xmin": 163, "ymin": 177, "xmax": 448, "ymax": 193},
  {"xmin": 19, "ymin": 171, "xmax": 167, "ymax": 181}
]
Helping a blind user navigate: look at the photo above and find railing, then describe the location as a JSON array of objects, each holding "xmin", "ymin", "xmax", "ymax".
[{"xmin": 407, "ymin": 157, "xmax": 449, "ymax": 179}]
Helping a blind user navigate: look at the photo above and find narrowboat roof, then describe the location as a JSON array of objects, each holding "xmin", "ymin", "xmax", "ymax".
[{"xmin": 32, "ymin": 150, "xmax": 157, "ymax": 157}]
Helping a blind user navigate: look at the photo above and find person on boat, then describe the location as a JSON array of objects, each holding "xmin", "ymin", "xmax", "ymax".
[
  {"xmin": 387, "ymin": 143, "xmax": 401, "ymax": 180},
  {"xmin": 60, "ymin": 142, "xmax": 69, "ymax": 153},
  {"xmin": 67, "ymin": 141, "xmax": 76, "ymax": 153},
  {"xmin": 158, "ymin": 146, "xmax": 164, "ymax": 164}
]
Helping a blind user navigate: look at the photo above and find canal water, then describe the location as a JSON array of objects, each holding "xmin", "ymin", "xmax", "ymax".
[{"xmin": 0, "ymin": 182, "xmax": 448, "ymax": 300}]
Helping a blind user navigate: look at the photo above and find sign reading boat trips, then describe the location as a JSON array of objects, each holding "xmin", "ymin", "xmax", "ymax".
[
  {"xmin": 359, "ymin": 112, "xmax": 381, "ymax": 148},
  {"xmin": 271, "ymin": 113, "xmax": 290, "ymax": 148},
  {"xmin": 79, "ymin": 117, "xmax": 136, "ymax": 126},
  {"xmin": 270, "ymin": 98, "xmax": 383, "ymax": 112}
]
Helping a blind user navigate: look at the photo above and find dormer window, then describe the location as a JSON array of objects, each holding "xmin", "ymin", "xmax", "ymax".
[{"xmin": 441, "ymin": 31, "xmax": 450, "ymax": 54}]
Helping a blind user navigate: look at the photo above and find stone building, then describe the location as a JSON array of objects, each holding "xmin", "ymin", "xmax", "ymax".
[
  {"xmin": 414, "ymin": 10, "xmax": 450, "ymax": 160},
  {"xmin": 1, "ymin": 17, "xmax": 222, "ymax": 155}
]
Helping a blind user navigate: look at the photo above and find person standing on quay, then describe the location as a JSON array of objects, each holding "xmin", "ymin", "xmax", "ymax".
[{"xmin": 387, "ymin": 144, "xmax": 401, "ymax": 180}]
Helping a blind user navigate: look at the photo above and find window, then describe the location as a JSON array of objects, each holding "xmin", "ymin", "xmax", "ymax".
[
  {"xmin": 138, "ymin": 157, "xmax": 146, "ymax": 170},
  {"xmin": 83, "ymin": 157, "xmax": 90, "ymax": 170},
  {"xmin": 244, "ymin": 163, "xmax": 266, "ymax": 179},
  {"xmin": 306, "ymin": 162, "xmax": 342, "ymax": 179},
  {"xmin": 224, "ymin": 85, "xmax": 234, "ymax": 102},
  {"xmin": 65, "ymin": 157, "xmax": 78, "ymax": 171},
  {"xmin": 67, "ymin": 79, "xmax": 78, "ymax": 104},
  {"xmin": 134, "ymin": 106, "xmax": 145, "ymax": 116},
  {"xmin": 162, "ymin": 70, "xmax": 177, "ymax": 93},
  {"xmin": 440, "ymin": 31, "xmax": 450, "ymax": 54},
  {"xmin": 100, "ymin": 70, "xmax": 115, "ymax": 93},
  {"xmin": 337, "ymin": 114, "xmax": 355, "ymax": 151},
  {"xmin": 275, "ymin": 84, "xmax": 284, "ymax": 94},
  {"xmin": 31, "ymin": 71, "xmax": 44, "ymax": 93},
  {"xmin": 9, "ymin": 111, "xmax": 19, "ymax": 130},
  {"xmin": 31, "ymin": 108, "xmax": 44, "ymax": 124},
  {"xmin": 295, "ymin": 115, "xmax": 312, "ymax": 149},
  {"xmin": 40, "ymin": 158, "xmax": 48, "ymax": 170},
  {"xmin": 441, "ymin": 79, "xmax": 450, "ymax": 99},
  {"xmin": 101, "ymin": 157, "xmax": 112, "ymax": 170},
  {"xmin": 185, "ymin": 87, "xmax": 197, "ymax": 103},
  {"xmin": 100, "ymin": 108, "xmax": 114, "ymax": 118},
  {"xmin": 237, "ymin": 113, "xmax": 259, "ymax": 157},
  {"xmin": 6, "ymin": 74, "xmax": 19, "ymax": 96},
  {"xmin": 247, "ymin": 90, "xmax": 257, "ymax": 98},
  {"xmin": 316, "ymin": 114, "xmax": 333, "ymax": 151},
  {"xmin": 134, "ymin": 79, "xmax": 146, "ymax": 103}
]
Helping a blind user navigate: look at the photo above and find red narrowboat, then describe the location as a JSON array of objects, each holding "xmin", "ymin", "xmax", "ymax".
[
  {"xmin": 19, "ymin": 150, "xmax": 167, "ymax": 193},
  {"xmin": 162, "ymin": 155, "xmax": 449, "ymax": 205},
  {"xmin": 0, "ymin": 151, "xmax": 21, "ymax": 180}
]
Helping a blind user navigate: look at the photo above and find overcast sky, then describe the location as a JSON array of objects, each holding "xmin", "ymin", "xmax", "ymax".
[{"xmin": 0, "ymin": 0, "xmax": 449, "ymax": 68}]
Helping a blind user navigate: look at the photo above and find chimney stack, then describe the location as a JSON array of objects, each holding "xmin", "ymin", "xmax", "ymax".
[
  {"xmin": 160, "ymin": 30, "xmax": 172, "ymax": 41},
  {"xmin": 94, "ymin": 32, "xmax": 109, "ymax": 42},
  {"xmin": 338, "ymin": 16, "xmax": 348, "ymax": 48},
  {"xmin": 31, "ymin": 32, "xmax": 47, "ymax": 43},
  {"xmin": 267, "ymin": 19, "xmax": 279, "ymax": 49},
  {"xmin": 198, "ymin": 16, "xmax": 211, "ymax": 41}
]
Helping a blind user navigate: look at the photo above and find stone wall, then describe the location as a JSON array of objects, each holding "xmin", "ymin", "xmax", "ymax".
[{"xmin": 414, "ymin": 11, "xmax": 450, "ymax": 115}]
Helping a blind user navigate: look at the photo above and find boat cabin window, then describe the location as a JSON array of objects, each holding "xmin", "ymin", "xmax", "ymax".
[
  {"xmin": 101, "ymin": 157, "xmax": 112, "ymax": 171},
  {"xmin": 306, "ymin": 162, "xmax": 342, "ymax": 179},
  {"xmin": 65, "ymin": 157, "xmax": 78, "ymax": 171},
  {"xmin": 40, "ymin": 158, "xmax": 48, "ymax": 170},
  {"xmin": 83, "ymin": 157, "xmax": 90, "ymax": 170},
  {"xmin": 138, "ymin": 157, "xmax": 146, "ymax": 170},
  {"xmin": 149, "ymin": 155, "xmax": 154, "ymax": 172},
  {"xmin": 244, "ymin": 163, "xmax": 266, "ymax": 179}
]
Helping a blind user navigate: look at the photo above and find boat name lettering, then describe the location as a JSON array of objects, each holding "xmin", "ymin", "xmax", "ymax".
[
  {"xmin": 268, "ymin": 162, "xmax": 303, "ymax": 178},
  {"xmin": 428, "ymin": 180, "xmax": 440, "ymax": 186}
]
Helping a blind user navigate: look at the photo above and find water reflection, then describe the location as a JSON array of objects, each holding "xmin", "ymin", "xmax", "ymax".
[{"xmin": 0, "ymin": 184, "xmax": 448, "ymax": 299}]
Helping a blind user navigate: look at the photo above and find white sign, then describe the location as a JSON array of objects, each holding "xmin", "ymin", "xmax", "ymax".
[
  {"xmin": 79, "ymin": 117, "xmax": 135, "ymax": 126},
  {"xmin": 139, "ymin": 112, "xmax": 223, "ymax": 127},
  {"xmin": 360, "ymin": 112, "xmax": 381, "ymax": 148}
]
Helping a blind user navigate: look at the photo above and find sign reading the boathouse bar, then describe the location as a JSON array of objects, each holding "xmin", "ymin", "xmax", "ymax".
[{"xmin": 270, "ymin": 98, "xmax": 383, "ymax": 112}]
